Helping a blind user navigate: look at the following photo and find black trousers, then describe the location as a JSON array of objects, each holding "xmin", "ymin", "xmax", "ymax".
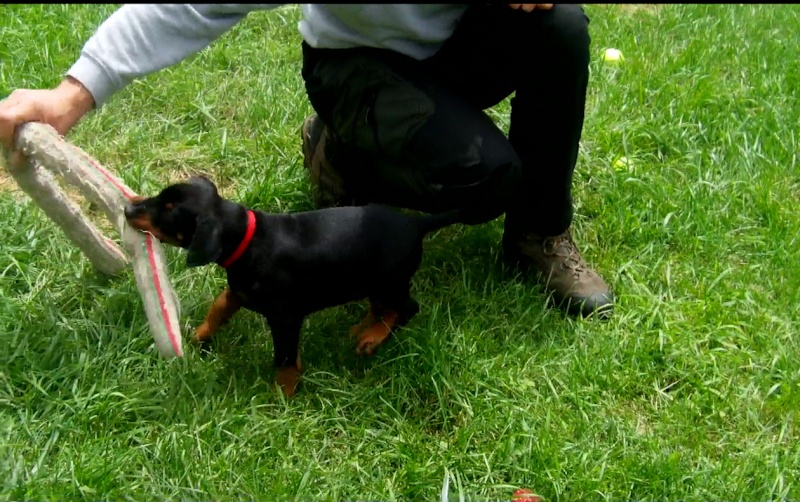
[{"xmin": 301, "ymin": 4, "xmax": 591, "ymax": 235}]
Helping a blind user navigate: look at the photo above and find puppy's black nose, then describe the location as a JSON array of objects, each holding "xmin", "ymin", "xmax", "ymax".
[{"xmin": 124, "ymin": 203, "xmax": 139, "ymax": 219}]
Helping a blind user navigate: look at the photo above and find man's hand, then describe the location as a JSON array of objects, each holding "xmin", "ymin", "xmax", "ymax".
[
  {"xmin": 0, "ymin": 77, "xmax": 95, "ymax": 166},
  {"xmin": 508, "ymin": 4, "xmax": 554, "ymax": 12}
]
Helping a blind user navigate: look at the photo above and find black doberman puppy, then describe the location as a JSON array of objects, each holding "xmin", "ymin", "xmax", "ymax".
[{"xmin": 124, "ymin": 176, "xmax": 463, "ymax": 396}]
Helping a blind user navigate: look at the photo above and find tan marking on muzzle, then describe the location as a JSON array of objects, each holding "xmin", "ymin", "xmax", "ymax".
[{"xmin": 125, "ymin": 215, "xmax": 181, "ymax": 247}]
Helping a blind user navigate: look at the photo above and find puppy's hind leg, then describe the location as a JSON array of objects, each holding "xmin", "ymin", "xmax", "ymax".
[
  {"xmin": 356, "ymin": 282, "xmax": 419, "ymax": 357},
  {"xmin": 349, "ymin": 305, "xmax": 378, "ymax": 337},
  {"xmin": 193, "ymin": 288, "xmax": 242, "ymax": 348},
  {"xmin": 267, "ymin": 314, "xmax": 304, "ymax": 398}
]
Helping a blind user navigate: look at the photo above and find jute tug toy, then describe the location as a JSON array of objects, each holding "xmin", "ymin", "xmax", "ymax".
[{"xmin": 1, "ymin": 122, "xmax": 183, "ymax": 358}]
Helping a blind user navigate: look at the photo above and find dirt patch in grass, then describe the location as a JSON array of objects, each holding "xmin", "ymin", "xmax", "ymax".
[
  {"xmin": 0, "ymin": 169, "xmax": 25, "ymax": 199},
  {"xmin": 615, "ymin": 4, "xmax": 663, "ymax": 16}
]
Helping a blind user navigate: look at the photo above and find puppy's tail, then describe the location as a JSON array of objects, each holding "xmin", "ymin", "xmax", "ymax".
[{"xmin": 416, "ymin": 207, "xmax": 468, "ymax": 236}]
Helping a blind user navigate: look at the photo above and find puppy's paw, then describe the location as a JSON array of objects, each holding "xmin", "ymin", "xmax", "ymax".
[
  {"xmin": 350, "ymin": 311, "xmax": 378, "ymax": 337},
  {"xmin": 193, "ymin": 322, "xmax": 213, "ymax": 343},
  {"xmin": 355, "ymin": 324, "xmax": 392, "ymax": 357},
  {"xmin": 349, "ymin": 322, "xmax": 367, "ymax": 337},
  {"xmin": 274, "ymin": 365, "xmax": 302, "ymax": 398},
  {"xmin": 191, "ymin": 323, "xmax": 215, "ymax": 354}
]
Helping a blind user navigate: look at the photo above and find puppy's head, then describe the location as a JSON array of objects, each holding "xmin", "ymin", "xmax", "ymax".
[{"xmin": 124, "ymin": 176, "xmax": 225, "ymax": 268}]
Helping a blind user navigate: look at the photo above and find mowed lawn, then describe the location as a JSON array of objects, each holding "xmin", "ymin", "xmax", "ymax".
[{"xmin": 1, "ymin": 4, "xmax": 799, "ymax": 500}]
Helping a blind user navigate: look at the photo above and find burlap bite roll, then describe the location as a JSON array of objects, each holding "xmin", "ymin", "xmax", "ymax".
[{"xmin": 4, "ymin": 122, "xmax": 183, "ymax": 358}]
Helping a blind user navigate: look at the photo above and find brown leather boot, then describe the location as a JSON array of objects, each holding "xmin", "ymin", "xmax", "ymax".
[
  {"xmin": 301, "ymin": 114, "xmax": 355, "ymax": 208},
  {"xmin": 503, "ymin": 227, "xmax": 614, "ymax": 318}
]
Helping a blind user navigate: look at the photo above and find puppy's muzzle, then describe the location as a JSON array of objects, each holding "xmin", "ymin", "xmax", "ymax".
[
  {"xmin": 124, "ymin": 204, "xmax": 143, "ymax": 219},
  {"xmin": 124, "ymin": 196, "xmax": 148, "ymax": 220}
]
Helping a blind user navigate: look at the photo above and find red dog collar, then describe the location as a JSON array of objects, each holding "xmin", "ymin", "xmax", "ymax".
[{"xmin": 220, "ymin": 210, "xmax": 256, "ymax": 268}]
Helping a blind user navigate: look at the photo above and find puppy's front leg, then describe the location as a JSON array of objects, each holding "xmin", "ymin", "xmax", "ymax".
[
  {"xmin": 193, "ymin": 288, "xmax": 242, "ymax": 345},
  {"xmin": 267, "ymin": 315, "xmax": 304, "ymax": 398}
]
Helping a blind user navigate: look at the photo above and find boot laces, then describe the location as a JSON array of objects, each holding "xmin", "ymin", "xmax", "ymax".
[{"xmin": 542, "ymin": 230, "xmax": 590, "ymax": 277}]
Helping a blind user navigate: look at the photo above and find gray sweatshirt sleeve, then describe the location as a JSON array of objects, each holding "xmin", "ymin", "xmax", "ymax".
[{"xmin": 67, "ymin": 4, "xmax": 286, "ymax": 108}]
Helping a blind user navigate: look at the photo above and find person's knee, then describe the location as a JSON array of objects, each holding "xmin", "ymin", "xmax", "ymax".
[
  {"xmin": 470, "ymin": 158, "xmax": 523, "ymax": 224},
  {"xmin": 448, "ymin": 146, "xmax": 523, "ymax": 225},
  {"xmin": 384, "ymin": 127, "xmax": 523, "ymax": 224}
]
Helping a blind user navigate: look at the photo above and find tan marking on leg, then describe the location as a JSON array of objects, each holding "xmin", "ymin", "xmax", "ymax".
[
  {"xmin": 192, "ymin": 288, "xmax": 242, "ymax": 344},
  {"xmin": 275, "ymin": 356, "xmax": 303, "ymax": 397},
  {"xmin": 350, "ymin": 308, "xmax": 379, "ymax": 337},
  {"xmin": 356, "ymin": 309, "xmax": 400, "ymax": 356}
]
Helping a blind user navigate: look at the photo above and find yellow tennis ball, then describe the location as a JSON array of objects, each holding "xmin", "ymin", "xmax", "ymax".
[
  {"xmin": 613, "ymin": 156, "xmax": 633, "ymax": 171},
  {"xmin": 602, "ymin": 48, "xmax": 624, "ymax": 64}
]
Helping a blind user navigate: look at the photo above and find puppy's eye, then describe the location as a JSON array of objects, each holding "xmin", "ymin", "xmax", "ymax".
[{"xmin": 165, "ymin": 203, "xmax": 174, "ymax": 211}]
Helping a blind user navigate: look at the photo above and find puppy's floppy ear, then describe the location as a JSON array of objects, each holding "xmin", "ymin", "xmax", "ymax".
[{"xmin": 186, "ymin": 213, "xmax": 223, "ymax": 268}]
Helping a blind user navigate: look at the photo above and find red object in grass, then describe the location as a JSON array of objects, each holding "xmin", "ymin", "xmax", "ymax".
[{"xmin": 512, "ymin": 488, "xmax": 542, "ymax": 502}]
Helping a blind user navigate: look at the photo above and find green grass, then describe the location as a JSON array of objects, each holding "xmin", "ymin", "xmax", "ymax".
[{"xmin": 1, "ymin": 4, "xmax": 800, "ymax": 500}]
